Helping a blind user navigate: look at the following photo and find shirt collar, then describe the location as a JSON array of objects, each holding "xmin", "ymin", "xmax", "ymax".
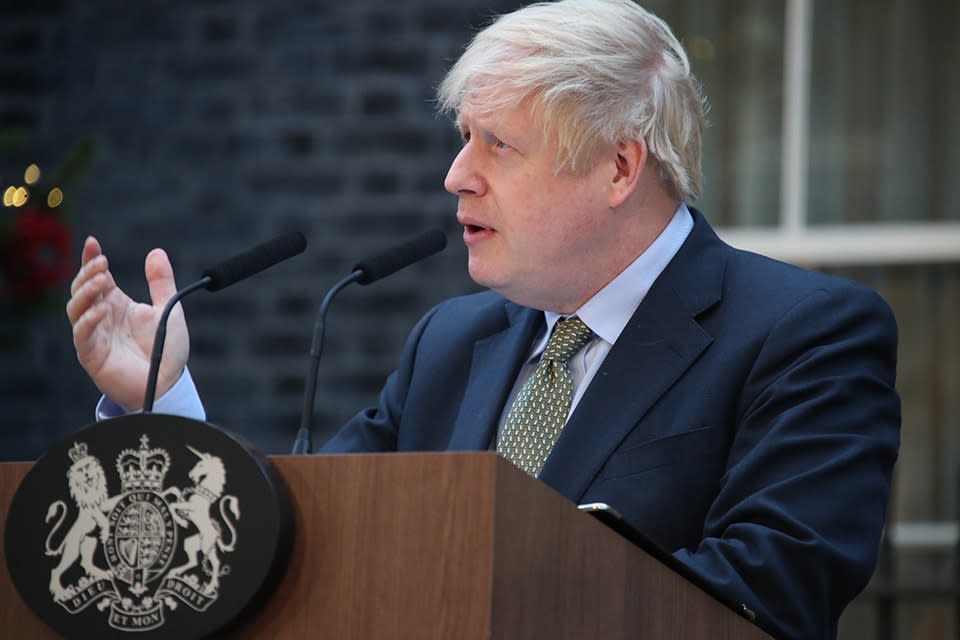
[{"xmin": 542, "ymin": 202, "xmax": 694, "ymax": 347}]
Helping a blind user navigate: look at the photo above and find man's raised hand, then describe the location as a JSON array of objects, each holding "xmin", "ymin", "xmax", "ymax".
[{"xmin": 66, "ymin": 237, "xmax": 190, "ymax": 411}]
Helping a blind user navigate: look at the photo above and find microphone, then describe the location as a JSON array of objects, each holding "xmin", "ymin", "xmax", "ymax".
[
  {"xmin": 293, "ymin": 229, "xmax": 447, "ymax": 454},
  {"xmin": 202, "ymin": 231, "xmax": 307, "ymax": 292},
  {"xmin": 142, "ymin": 232, "xmax": 307, "ymax": 412},
  {"xmin": 351, "ymin": 228, "xmax": 447, "ymax": 285}
]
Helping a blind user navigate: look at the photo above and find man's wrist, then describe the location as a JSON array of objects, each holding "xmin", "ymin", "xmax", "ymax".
[{"xmin": 95, "ymin": 368, "xmax": 206, "ymax": 422}]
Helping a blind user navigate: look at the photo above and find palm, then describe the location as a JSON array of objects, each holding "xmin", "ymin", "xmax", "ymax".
[
  {"xmin": 86, "ymin": 287, "xmax": 188, "ymax": 409},
  {"xmin": 69, "ymin": 239, "xmax": 190, "ymax": 411}
]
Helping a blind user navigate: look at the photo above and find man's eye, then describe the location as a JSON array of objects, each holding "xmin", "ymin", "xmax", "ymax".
[{"xmin": 493, "ymin": 139, "xmax": 509, "ymax": 150}]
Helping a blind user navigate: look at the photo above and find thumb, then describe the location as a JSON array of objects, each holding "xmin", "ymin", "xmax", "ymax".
[{"xmin": 144, "ymin": 248, "xmax": 178, "ymax": 307}]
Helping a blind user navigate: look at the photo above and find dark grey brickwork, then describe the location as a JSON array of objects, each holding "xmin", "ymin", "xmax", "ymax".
[{"xmin": 0, "ymin": 0, "xmax": 525, "ymax": 459}]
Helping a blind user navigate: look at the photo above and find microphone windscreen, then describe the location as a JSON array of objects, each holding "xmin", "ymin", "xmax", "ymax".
[
  {"xmin": 353, "ymin": 229, "xmax": 447, "ymax": 285},
  {"xmin": 202, "ymin": 231, "xmax": 307, "ymax": 292}
]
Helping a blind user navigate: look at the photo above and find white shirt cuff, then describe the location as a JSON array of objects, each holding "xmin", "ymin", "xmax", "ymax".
[{"xmin": 95, "ymin": 367, "xmax": 207, "ymax": 422}]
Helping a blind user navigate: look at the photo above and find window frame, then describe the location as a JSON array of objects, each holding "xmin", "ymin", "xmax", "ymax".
[{"xmin": 715, "ymin": 0, "xmax": 960, "ymax": 266}]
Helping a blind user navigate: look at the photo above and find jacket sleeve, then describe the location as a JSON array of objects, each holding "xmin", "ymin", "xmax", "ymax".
[{"xmin": 673, "ymin": 284, "xmax": 901, "ymax": 640}]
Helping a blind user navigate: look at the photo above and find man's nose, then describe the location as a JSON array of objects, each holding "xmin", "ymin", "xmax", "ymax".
[{"xmin": 444, "ymin": 145, "xmax": 485, "ymax": 197}]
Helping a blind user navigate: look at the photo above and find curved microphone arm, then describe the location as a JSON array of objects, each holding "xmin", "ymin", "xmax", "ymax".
[
  {"xmin": 139, "ymin": 231, "xmax": 307, "ymax": 414},
  {"xmin": 292, "ymin": 269, "xmax": 364, "ymax": 454},
  {"xmin": 142, "ymin": 277, "xmax": 212, "ymax": 413}
]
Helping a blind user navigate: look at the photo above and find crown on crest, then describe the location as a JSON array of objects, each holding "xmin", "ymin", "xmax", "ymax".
[
  {"xmin": 116, "ymin": 435, "xmax": 170, "ymax": 492},
  {"xmin": 68, "ymin": 441, "xmax": 89, "ymax": 464}
]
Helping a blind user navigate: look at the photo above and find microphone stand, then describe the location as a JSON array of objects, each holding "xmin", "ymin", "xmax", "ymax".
[
  {"xmin": 142, "ymin": 277, "xmax": 212, "ymax": 413},
  {"xmin": 292, "ymin": 269, "xmax": 364, "ymax": 454}
]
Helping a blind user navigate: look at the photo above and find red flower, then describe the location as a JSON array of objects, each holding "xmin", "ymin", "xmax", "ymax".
[{"xmin": 1, "ymin": 207, "xmax": 74, "ymax": 301}]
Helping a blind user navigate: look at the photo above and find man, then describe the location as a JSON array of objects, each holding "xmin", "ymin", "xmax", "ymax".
[{"xmin": 66, "ymin": 1, "xmax": 900, "ymax": 638}]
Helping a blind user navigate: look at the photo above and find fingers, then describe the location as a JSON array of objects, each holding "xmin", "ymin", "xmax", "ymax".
[
  {"xmin": 66, "ymin": 269, "xmax": 109, "ymax": 326},
  {"xmin": 70, "ymin": 238, "xmax": 107, "ymax": 296},
  {"xmin": 145, "ymin": 248, "xmax": 178, "ymax": 307},
  {"xmin": 80, "ymin": 236, "xmax": 102, "ymax": 266},
  {"xmin": 70, "ymin": 296, "xmax": 108, "ymax": 354},
  {"xmin": 67, "ymin": 241, "xmax": 115, "ymax": 326},
  {"xmin": 67, "ymin": 237, "xmax": 121, "ymax": 331}
]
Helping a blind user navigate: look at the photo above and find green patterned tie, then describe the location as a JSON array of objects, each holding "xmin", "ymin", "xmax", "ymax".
[{"xmin": 498, "ymin": 316, "xmax": 594, "ymax": 477}]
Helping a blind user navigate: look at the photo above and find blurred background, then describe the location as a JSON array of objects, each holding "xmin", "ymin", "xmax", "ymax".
[{"xmin": 0, "ymin": 0, "xmax": 956, "ymax": 637}]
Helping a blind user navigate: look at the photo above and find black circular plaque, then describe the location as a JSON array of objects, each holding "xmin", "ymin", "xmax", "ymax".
[{"xmin": 5, "ymin": 414, "xmax": 293, "ymax": 639}]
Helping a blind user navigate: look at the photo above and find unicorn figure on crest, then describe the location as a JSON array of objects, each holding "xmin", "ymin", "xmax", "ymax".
[{"xmin": 166, "ymin": 446, "xmax": 240, "ymax": 595}]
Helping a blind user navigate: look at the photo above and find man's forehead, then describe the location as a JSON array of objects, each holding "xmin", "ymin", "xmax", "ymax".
[
  {"xmin": 457, "ymin": 95, "xmax": 533, "ymax": 128},
  {"xmin": 456, "ymin": 102, "xmax": 495, "ymax": 128}
]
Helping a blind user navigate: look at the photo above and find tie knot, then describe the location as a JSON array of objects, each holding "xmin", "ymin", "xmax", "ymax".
[{"xmin": 542, "ymin": 316, "xmax": 593, "ymax": 364}]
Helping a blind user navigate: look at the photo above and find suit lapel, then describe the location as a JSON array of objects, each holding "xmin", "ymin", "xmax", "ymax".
[
  {"xmin": 447, "ymin": 302, "xmax": 543, "ymax": 450},
  {"xmin": 538, "ymin": 211, "xmax": 728, "ymax": 502}
]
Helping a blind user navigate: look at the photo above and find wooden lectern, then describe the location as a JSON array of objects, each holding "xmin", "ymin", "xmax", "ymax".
[{"xmin": 1, "ymin": 452, "xmax": 772, "ymax": 639}]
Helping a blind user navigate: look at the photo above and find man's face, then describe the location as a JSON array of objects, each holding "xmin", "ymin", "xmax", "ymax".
[{"xmin": 445, "ymin": 99, "xmax": 621, "ymax": 313}]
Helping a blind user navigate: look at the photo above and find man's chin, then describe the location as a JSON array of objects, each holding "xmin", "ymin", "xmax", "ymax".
[
  {"xmin": 466, "ymin": 262, "xmax": 558, "ymax": 309},
  {"xmin": 467, "ymin": 261, "xmax": 499, "ymax": 289},
  {"xmin": 469, "ymin": 273, "xmax": 536, "ymax": 308},
  {"xmin": 467, "ymin": 261, "xmax": 514, "ymax": 292}
]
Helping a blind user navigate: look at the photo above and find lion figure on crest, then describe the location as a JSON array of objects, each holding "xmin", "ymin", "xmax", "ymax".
[
  {"xmin": 167, "ymin": 446, "xmax": 240, "ymax": 595},
  {"xmin": 45, "ymin": 445, "xmax": 121, "ymax": 601}
]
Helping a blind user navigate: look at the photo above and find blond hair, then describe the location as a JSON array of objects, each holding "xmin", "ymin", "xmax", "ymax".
[{"xmin": 437, "ymin": 0, "xmax": 706, "ymax": 201}]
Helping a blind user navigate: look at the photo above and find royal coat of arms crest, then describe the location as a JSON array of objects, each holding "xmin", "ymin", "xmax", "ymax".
[
  {"xmin": 42, "ymin": 435, "xmax": 241, "ymax": 632},
  {"xmin": 6, "ymin": 414, "xmax": 292, "ymax": 639}
]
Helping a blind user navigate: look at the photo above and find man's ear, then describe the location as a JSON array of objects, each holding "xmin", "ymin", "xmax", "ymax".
[{"xmin": 608, "ymin": 139, "xmax": 648, "ymax": 208}]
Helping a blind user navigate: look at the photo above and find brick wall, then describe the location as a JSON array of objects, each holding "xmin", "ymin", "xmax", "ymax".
[{"xmin": 0, "ymin": 0, "xmax": 523, "ymax": 458}]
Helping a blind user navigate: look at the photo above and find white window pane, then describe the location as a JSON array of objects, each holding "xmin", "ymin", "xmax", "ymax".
[{"xmin": 809, "ymin": 0, "xmax": 960, "ymax": 223}]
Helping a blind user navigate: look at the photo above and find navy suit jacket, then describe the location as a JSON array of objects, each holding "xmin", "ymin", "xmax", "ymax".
[{"xmin": 322, "ymin": 210, "xmax": 900, "ymax": 640}]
